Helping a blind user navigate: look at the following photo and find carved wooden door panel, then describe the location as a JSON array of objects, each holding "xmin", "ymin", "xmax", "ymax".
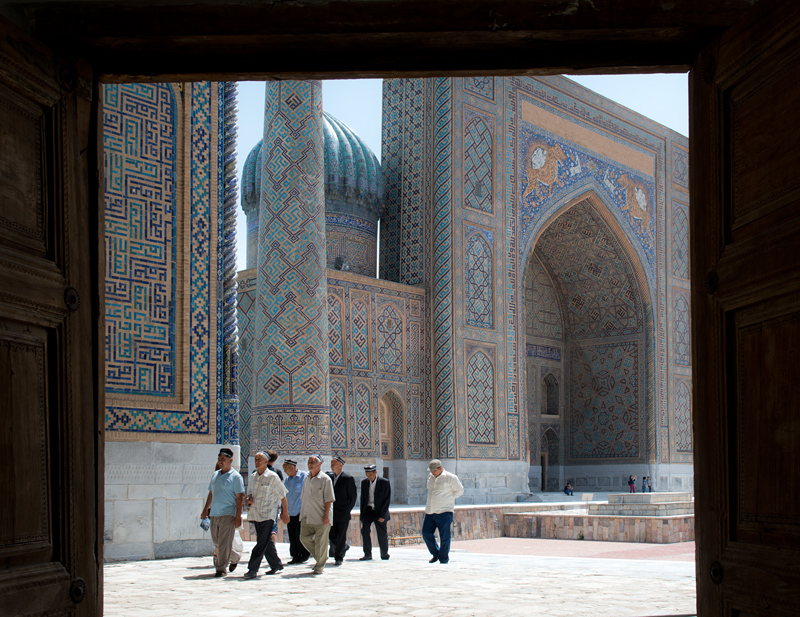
[
  {"xmin": 0, "ymin": 17, "xmax": 101, "ymax": 616},
  {"xmin": 691, "ymin": 0, "xmax": 800, "ymax": 614}
]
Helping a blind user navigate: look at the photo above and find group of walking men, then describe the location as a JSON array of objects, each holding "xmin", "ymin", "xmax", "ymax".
[{"xmin": 202, "ymin": 448, "xmax": 465, "ymax": 578}]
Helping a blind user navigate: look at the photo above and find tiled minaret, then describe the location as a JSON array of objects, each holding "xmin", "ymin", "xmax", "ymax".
[{"xmin": 252, "ymin": 80, "xmax": 330, "ymax": 455}]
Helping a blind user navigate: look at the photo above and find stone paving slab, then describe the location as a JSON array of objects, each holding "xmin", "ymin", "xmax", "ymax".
[{"xmin": 104, "ymin": 540, "xmax": 696, "ymax": 617}]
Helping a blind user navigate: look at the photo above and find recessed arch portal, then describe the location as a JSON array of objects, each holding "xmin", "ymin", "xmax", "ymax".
[{"xmin": 523, "ymin": 192, "xmax": 654, "ymax": 468}]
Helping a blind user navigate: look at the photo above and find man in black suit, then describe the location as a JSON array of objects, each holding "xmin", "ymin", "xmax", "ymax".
[
  {"xmin": 326, "ymin": 455, "xmax": 357, "ymax": 566},
  {"xmin": 359, "ymin": 464, "xmax": 391, "ymax": 561}
]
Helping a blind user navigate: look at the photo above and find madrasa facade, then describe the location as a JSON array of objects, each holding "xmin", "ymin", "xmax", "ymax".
[{"xmin": 102, "ymin": 76, "xmax": 692, "ymax": 560}]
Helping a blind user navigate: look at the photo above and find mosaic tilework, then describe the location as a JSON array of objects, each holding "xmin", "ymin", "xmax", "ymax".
[
  {"xmin": 380, "ymin": 79, "xmax": 402, "ymax": 282},
  {"xmin": 675, "ymin": 379, "xmax": 692, "ymax": 452},
  {"xmin": 104, "ymin": 83, "xmax": 176, "ymax": 396},
  {"xmin": 383, "ymin": 390, "xmax": 404, "ymax": 459},
  {"xmin": 105, "ymin": 82, "xmax": 218, "ymax": 436},
  {"xmin": 542, "ymin": 373, "xmax": 560, "ymax": 415},
  {"xmin": 671, "ymin": 203, "xmax": 689, "ymax": 280},
  {"xmin": 464, "ymin": 77, "xmax": 494, "ymax": 101},
  {"xmin": 253, "ymin": 80, "xmax": 330, "ymax": 454},
  {"xmin": 328, "ymin": 293, "xmax": 345, "ymax": 367},
  {"xmin": 672, "ymin": 143, "xmax": 689, "ymax": 190},
  {"xmin": 524, "ymin": 253, "xmax": 563, "ymax": 340},
  {"xmin": 236, "ymin": 272, "xmax": 257, "ymax": 469},
  {"xmin": 377, "ymin": 302, "xmax": 404, "ymax": 374},
  {"xmin": 465, "ymin": 229, "xmax": 493, "ymax": 328},
  {"xmin": 525, "ymin": 344, "xmax": 561, "ymax": 361},
  {"xmin": 569, "ymin": 341, "xmax": 641, "ymax": 459},
  {"xmin": 326, "ymin": 213, "xmax": 378, "ymax": 277},
  {"xmin": 535, "ymin": 202, "xmax": 645, "ymax": 340},
  {"xmin": 541, "ymin": 427, "xmax": 559, "ymax": 465},
  {"xmin": 351, "ymin": 297, "xmax": 370, "ymax": 370},
  {"xmin": 518, "ymin": 126, "xmax": 656, "ymax": 281},
  {"xmin": 463, "ymin": 108, "xmax": 494, "ymax": 213},
  {"xmin": 467, "ymin": 349, "xmax": 496, "ymax": 444},
  {"xmin": 674, "ymin": 292, "xmax": 691, "ymax": 366},
  {"xmin": 330, "ymin": 377, "xmax": 347, "ymax": 450},
  {"xmin": 432, "ymin": 77, "xmax": 456, "ymax": 458}
]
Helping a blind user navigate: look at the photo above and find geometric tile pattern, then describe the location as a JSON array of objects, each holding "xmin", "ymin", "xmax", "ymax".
[
  {"xmin": 379, "ymin": 79, "xmax": 402, "ymax": 282},
  {"xmin": 351, "ymin": 298, "xmax": 370, "ymax": 370},
  {"xmin": 253, "ymin": 80, "xmax": 329, "ymax": 454},
  {"xmin": 432, "ymin": 77, "xmax": 456, "ymax": 457},
  {"xmin": 541, "ymin": 427, "xmax": 559, "ymax": 465},
  {"xmin": 672, "ymin": 143, "xmax": 689, "ymax": 190},
  {"xmin": 464, "ymin": 109, "xmax": 493, "ymax": 213},
  {"xmin": 465, "ymin": 229, "xmax": 493, "ymax": 328},
  {"xmin": 535, "ymin": 202, "xmax": 645, "ymax": 340},
  {"xmin": 542, "ymin": 372, "xmax": 559, "ymax": 415},
  {"xmin": 464, "ymin": 77, "xmax": 495, "ymax": 101},
  {"xmin": 675, "ymin": 380, "xmax": 692, "ymax": 452},
  {"xmin": 671, "ymin": 203, "xmax": 689, "ymax": 279},
  {"xmin": 674, "ymin": 292, "xmax": 691, "ymax": 366},
  {"xmin": 377, "ymin": 302, "xmax": 403, "ymax": 374},
  {"xmin": 104, "ymin": 83, "xmax": 176, "ymax": 396},
  {"xmin": 236, "ymin": 274, "xmax": 257, "ymax": 469},
  {"xmin": 330, "ymin": 378, "xmax": 347, "ymax": 450},
  {"xmin": 467, "ymin": 349, "xmax": 496, "ymax": 444},
  {"xmin": 524, "ymin": 253, "xmax": 563, "ymax": 341},
  {"xmin": 326, "ymin": 213, "xmax": 379, "ymax": 277},
  {"xmin": 525, "ymin": 344, "xmax": 561, "ymax": 361},
  {"xmin": 355, "ymin": 382, "xmax": 372, "ymax": 450},
  {"xmin": 105, "ymin": 82, "xmax": 218, "ymax": 436},
  {"xmin": 569, "ymin": 341, "xmax": 640, "ymax": 459},
  {"xmin": 384, "ymin": 389, "xmax": 405, "ymax": 459},
  {"xmin": 328, "ymin": 294, "xmax": 344, "ymax": 367}
]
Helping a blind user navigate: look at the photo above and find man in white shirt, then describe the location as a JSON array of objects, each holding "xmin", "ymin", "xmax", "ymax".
[
  {"xmin": 299, "ymin": 454, "xmax": 335, "ymax": 574},
  {"xmin": 243, "ymin": 451, "xmax": 290, "ymax": 579},
  {"xmin": 422, "ymin": 459, "xmax": 464, "ymax": 564}
]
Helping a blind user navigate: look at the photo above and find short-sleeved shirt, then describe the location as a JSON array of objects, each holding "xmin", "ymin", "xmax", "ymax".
[
  {"xmin": 247, "ymin": 468, "xmax": 288, "ymax": 522},
  {"xmin": 284, "ymin": 470, "xmax": 307, "ymax": 516},
  {"xmin": 299, "ymin": 472, "xmax": 335, "ymax": 525},
  {"xmin": 208, "ymin": 468, "xmax": 245, "ymax": 517}
]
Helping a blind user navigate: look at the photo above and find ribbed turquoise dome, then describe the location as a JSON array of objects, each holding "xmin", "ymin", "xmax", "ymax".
[
  {"xmin": 241, "ymin": 111, "xmax": 384, "ymax": 276},
  {"xmin": 241, "ymin": 112, "xmax": 384, "ymax": 222}
]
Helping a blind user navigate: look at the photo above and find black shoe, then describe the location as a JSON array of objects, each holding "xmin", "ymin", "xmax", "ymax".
[
  {"xmin": 428, "ymin": 556, "xmax": 439, "ymax": 563},
  {"xmin": 287, "ymin": 558, "xmax": 308, "ymax": 565},
  {"xmin": 265, "ymin": 566, "xmax": 284, "ymax": 575},
  {"xmin": 439, "ymin": 560, "xmax": 449, "ymax": 564},
  {"xmin": 243, "ymin": 570, "xmax": 257, "ymax": 579},
  {"xmin": 334, "ymin": 559, "xmax": 343, "ymax": 566},
  {"xmin": 381, "ymin": 555, "xmax": 390, "ymax": 560},
  {"xmin": 359, "ymin": 555, "xmax": 372, "ymax": 561},
  {"xmin": 215, "ymin": 571, "xmax": 226, "ymax": 577},
  {"xmin": 228, "ymin": 562, "xmax": 238, "ymax": 572}
]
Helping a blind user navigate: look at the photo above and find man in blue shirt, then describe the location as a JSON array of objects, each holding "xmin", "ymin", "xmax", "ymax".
[
  {"xmin": 283, "ymin": 458, "xmax": 310, "ymax": 564},
  {"xmin": 201, "ymin": 448, "xmax": 245, "ymax": 577}
]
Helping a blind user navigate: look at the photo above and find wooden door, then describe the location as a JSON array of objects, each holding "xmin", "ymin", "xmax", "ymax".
[
  {"xmin": 691, "ymin": 0, "xmax": 800, "ymax": 614},
  {"xmin": 0, "ymin": 16, "xmax": 101, "ymax": 616}
]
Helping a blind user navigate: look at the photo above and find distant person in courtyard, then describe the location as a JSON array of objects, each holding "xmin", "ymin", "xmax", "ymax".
[
  {"xmin": 299, "ymin": 454, "xmax": 335, "ymax": 574},
  {"xmin": 327, "ymin": 455, "xmax": 357, "ymax": 565},
  {"xmin": 648, "ymin": 476, "xmax": 653, "ymax": 492},
  {"xmin": 422, "ymin": 459, "xmax": 464, "ymax": 565},
  {"xmin": 563, "ymin": 483, "xmax": 573, "ymax": 496},
  {"xmin": 628, "ymin": 475, "xmax": 636, "ymax": 493},
  {"xmin": 359, "ymin": 464, "xmax": 392, "ymax": 561},
  {"xmin": 201, "ymin": 448, "xmax": 244, "ymax": 577},
  {"xmin": 243, "ymin": 452, "xmax": 290, "ymax": 579},
  {"xmin": 283, "ymin": 458, "xmax": 311, "ymax": 565},
  {"xmin": 641, "ymin": 476, "xmax": 647, "ymax": 492},
  {"xmin": 267, "ymin": 450, "xmax": 283, "ymax": 480}
]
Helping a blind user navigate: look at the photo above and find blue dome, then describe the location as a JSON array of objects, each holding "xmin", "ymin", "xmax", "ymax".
[{"xmin": 241, "ymin": 113, "xmax": 384, "ymax": 223}]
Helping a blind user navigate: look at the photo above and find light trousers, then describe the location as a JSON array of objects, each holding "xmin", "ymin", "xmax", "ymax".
[
  {"xmin": 300, "ymin": 521, "xmax": 331, "ymax": 572},
  {"xmin": 210, "ymin": 515, "xmax": 240, "ymax": 572}
]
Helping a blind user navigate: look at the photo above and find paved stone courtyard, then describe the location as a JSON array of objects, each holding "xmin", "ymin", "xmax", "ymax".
[{"xmin": 104, "ymin": 538, "xmax": 696, "ymax": 617}]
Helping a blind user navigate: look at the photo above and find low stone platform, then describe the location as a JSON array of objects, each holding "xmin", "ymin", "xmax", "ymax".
[{"xmin": 589, "ymin": 491, "xmax": 694, "ymax": 516}]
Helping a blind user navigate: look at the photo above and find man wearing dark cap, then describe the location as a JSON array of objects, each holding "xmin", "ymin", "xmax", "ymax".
[
  {"xmin": 201, "ymin": 448, "xmax": 245, "ymax": 577},
  {"xmin": 359, "ymin": 464, "xmax": 391, "ymax": 561},
  {"xmin": 326, "ymin": 455, "xmax": 357, "ymax": 565},
  {"xmin": 299, "ymin": 455, "xmax": 335, "ymax": 574},
  {"xmin": 422, "ymin": 459, "xmax": 463, "ymax": 564},
  {"xmin": 282, "ymin": 458, "xmax": 310, "ymax": 565}
]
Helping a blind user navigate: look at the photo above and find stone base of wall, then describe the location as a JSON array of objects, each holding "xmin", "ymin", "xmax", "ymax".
[
  {"xmin": 527, "ymin": 463, "xmax": 695, "ymax": 494},
  {"xmin": 104, "ymin": 441, "xmax": 239, "ymax": 562},
  {"xmin": 504, "ymin": 511, "xmax": 695, "ymax": 543}
]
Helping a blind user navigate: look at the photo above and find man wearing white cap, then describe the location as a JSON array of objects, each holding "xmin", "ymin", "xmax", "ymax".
[
  {"xmin": 422, "ymin": 459, "xmax": 464, "ymax": 564},
  {"xmin": 299, "ymin": 454, "xmax": 335, "ymax": 574}
]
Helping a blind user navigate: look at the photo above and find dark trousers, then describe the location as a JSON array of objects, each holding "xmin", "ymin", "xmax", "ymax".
[
  {"xmin": 329, "ymin": 517, "xmax": 350, "ymax": 560},
  {"xmin": 247, "ymin": 519, "xmax": 281, "ymax": 573},
  {"xmin": 422, "ymin": 511, "xmax": 453, "ymax": 563},
  {"xmin": 361, "ymin": 507, "xmax": 389, "ymax": 559},
  {"xmin": 287, "ymin": 514, "xmax": 310, "ymax": 562}
]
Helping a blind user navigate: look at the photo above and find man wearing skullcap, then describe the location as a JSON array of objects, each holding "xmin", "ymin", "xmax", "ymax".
[
  {"xmin": 201, "ymin": 448, "xmax": 245, "ymax": 577},
  {"xmin": 326, "ymin": 455, "xmax": 358, "ymax": 565},
  {"xmin": 359, "ymin": 464, "xmax": 392, "ymax": 561},
  {"xmin": 422, "ymin": 459, "xmax": 464, "ymax": 564},
  {"xmin": 299, "ymin": 455, "xmax": 335, "ymax": 574},
  {"xmin": 282, "ymin": 458, "xmax": 310, "ymax": 565}
]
